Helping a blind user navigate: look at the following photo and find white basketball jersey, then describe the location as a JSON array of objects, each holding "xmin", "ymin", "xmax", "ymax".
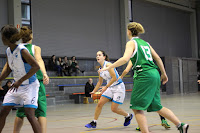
[
  {"xmin": 99, "ymin": 61, "xmax": 123, "ymax": 87},
  {"xmin": 6, "ymin": 45, "xmax": 37, "ymax": 85}
]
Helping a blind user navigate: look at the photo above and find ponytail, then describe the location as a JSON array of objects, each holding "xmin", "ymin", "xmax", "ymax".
[
  {"xmin": 20, "ymin": 26, "xmax": 32, "ymax": 43},
  {"xmin": 127, "ymin": 22, "xmax": 145, "ymax": 36}
]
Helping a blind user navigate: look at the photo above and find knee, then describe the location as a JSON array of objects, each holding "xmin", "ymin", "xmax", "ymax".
[
  {"xmin": 25, "ymin": 112, "xmax": 33, "ymax": 119},
  {"xmin": 111, "ymin": 107, "xmax": 117, "ymax": 113},
  {"xmin": 25, "ymin": 110, "xmax": 35, "ymax": 119},
  {"xmin": 97, "ymin": 102, "xmax": 104, "ymax": 108},
  {"xmin": 132, "ymin": 109, "xmax": 143, "ymax": 114}
]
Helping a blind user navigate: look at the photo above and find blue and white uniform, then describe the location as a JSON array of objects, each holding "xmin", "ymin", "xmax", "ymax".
[
  {"xmin": 99, "ymin": 61, "xmax": 125, "ymax": 104},
  {"xmin": 3, "ymin": 45, "xmax": 39, "ymax": 109}
]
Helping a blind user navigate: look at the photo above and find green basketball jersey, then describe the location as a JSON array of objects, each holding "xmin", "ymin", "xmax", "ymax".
[
  {"xmin": 24, "ymin": 44, "xmax": 43, "ymax": 80},
  {"xmin": 130, "ymin": 37, "xmax": 158, "ymax": 77}
]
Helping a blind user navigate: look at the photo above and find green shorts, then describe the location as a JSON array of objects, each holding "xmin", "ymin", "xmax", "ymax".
[
  {"xmin": 130, "ymin": 69, "xmax": 163, "ymax": 112},
  {"xmin": 16, "ymin": 81, "xmax": 47, "ymax": 118}
]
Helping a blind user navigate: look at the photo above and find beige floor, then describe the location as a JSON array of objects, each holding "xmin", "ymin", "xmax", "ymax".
[{"xmin": 2, "ymin": 93, "xmax": 200, "ymax": 133}]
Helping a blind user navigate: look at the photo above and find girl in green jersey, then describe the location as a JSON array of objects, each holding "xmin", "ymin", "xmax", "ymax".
[{"xmin": 99, "ymin": 22, "xmax": 189, "ymax": 133}]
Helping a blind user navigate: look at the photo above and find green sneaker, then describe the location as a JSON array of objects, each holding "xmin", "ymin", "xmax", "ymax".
[
  {"xmin": 177, "ymin": 123, "xmax": 189, "ymax": 133},
  {"xmin": 161, "ymin": 119, "xmax": 171, "ymax": 129},
  {"xmin": 136, "ymin": 127, "xmax": 141, "ymax": 131}
]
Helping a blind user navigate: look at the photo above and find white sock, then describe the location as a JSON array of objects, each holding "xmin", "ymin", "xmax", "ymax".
[
  {"xmin": 176, "ymin": 122, "xmax": 181, "ymax": 128},
  {"xmin": 126, "ymin": 113, "xmax": 130, "ymax": 118},
  {"xmin": 93, "ymin": 120, "xmax": 97, "ymax": 123}
]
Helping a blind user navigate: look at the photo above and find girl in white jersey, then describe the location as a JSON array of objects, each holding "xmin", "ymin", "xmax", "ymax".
[
  {"xmin": 85, "ymin": 50, "xmax": 133, "ymax": 128},
  {"xmin": 0, "ymin": 25, "xmax": 41, "ymax": 133}
]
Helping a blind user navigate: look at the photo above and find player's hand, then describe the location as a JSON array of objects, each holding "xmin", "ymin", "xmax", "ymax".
[
  {"xmin": 90, "ymin": 91, "xmax": 95, "ymax": 98},
  {"xmin": 99, "ymin": 86, "xmax": 107, "ymax": 94},
  {"xmin": 9, "ymin": 80, "xmax": 22, "ymax": 92},
  {"xmin": 160, "ymin": 73, "xmax": 168, "ymax": 85},
  {"xmin": 43, "ymin": 73, "xmax": 49, "ymax": 85}
]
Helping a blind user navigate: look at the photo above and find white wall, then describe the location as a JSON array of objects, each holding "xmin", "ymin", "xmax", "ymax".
[
  {"xmin": 31, "ymin": 0, "xmax": 122, "ymax": 58},
  {"xmin": 132, "ymin": 0, "xmax": 192, "ymax": 58}
]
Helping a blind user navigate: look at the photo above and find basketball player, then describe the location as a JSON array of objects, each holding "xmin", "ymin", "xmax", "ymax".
[
  {"xmin": 0, "ymin": 25, "xmax": 41, "ymax": 133},
  {"xmin": 119, "ymin": 60, "xmax": 170, "ymax": 131},
  {"xmin": 99, "ymin": 22, "xmax": 189, "ymax": 133},
  {"xmin": 85, "ymin": 50, "xmax": 133, "ymax": 128},
  {"xmin": 13, "ymin": 26, "xmax": 49, "ymax": 133}
]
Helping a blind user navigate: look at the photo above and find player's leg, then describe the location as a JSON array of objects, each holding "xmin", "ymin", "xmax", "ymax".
[
  {"xmin": 111, "ymin": 102, "xmax": 133, "ymax": 126},
  {"xmin": 13, "ymin": 116, "xmax": 24, "ymax": 133},
  {"xmin": 85, "ymin": 96, "xmax": 110, "ymax": 128},
  {"xmin": 133, "ymin": 109, "xmax": 149, "ymax": 133},
  {"xmin": 111, "ymin": 83, "xmax": 133, "ymax": 126},
  {"xmin": 159, "ymin": 114, "xmax": 170, "ymax": 129},
  {"xmin": 36, "ymin": 82, "xmax": 47, "ymax": 133},
  {"xmin": 151, "ymin": 70, "xmax": 188, "ymax": 132},
  {"xmin": 38, "ymin": 117, "xmax": 46, "ymax": 133},
  {"xmin": 131, "ymin": 70, "xmax": 160, "ymax": 133},
  {"xmin": 24, "ymin": 108, "xmax": 41, "ymax": 133},
  {"xmin": 1, "ymin": 89, "xmax": 20, "ymax": 132},
  {"xmin": 0, "ymin": 106, "xmax": 13, "ymax": 132},
  {"xmin": 23, "ymin": 80, "xmax": 41, "ymax": 133},
  {"xmin": 13, "ymin": 107, "xmax": 26, "ymax": 133},
  {"xmin": 111, "ymin": 102, "xmax": 128, "ymax": 116},
  {"xmin": 157, "ymin": 107, "xmax": 189, "ymax": 132}
]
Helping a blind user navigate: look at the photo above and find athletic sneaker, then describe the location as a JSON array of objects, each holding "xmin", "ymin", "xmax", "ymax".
[
  {"xmin": 136, "ymin": 127, "xmax": 141, "ymax": 131},
  {"xmin": 85, "ymin": 121, "xmax": 97, "ymax": 128},
  {"xmin": 161, "ymin": 119, "xmax": 171, "ymax": 129},
  {"xmin": 177, "ymin": 123, "xmax": 189, "ymax": 133},
  {"xmin": 124, "ymin": 113, "xmax": 133, "ymax": 126}
]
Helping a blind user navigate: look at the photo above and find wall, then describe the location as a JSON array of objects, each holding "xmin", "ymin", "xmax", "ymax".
[
  {"xmin": 0, "ymin": 0, "xmax": 8, "ymax": 55},
  {"xmin": 132, "ymin": 0, "xmax": 192, "ymax": 58},
  {"xmin": 31, "ymin": 0, "xmax": 122, "ymax": 58},
  {"xmin": 196, "ymin": 1, "xmax": 200, "ymax": 57}
]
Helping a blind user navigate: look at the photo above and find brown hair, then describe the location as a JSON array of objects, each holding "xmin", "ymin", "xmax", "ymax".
[
  {"xmin": 127, "ymin": 22, "xmax": 145, "ymax": 36},
  {"xmin": 20, "ymin": 26, "xmax": 32, "ymax": 43},
  {"xmin": 99, "ymin": 50, "xmax": 110, "ymax": 61},
  {"xmin": 0, "ymin": 25, "xmax": 21, "ymax": 43}
]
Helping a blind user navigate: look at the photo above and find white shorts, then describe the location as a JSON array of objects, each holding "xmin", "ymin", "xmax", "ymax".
[
  {"xmin": 3, "ymin": 80, "xmax": 39, "ymax": 109},
  {"xmin": 102, "ymin": 82, "xmax": 125, "ymax": 104}
]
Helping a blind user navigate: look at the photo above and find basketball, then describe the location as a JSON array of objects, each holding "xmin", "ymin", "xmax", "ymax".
[{"xmin": 92, "ymin": 92, "xmax": 102, "ymax": 100}]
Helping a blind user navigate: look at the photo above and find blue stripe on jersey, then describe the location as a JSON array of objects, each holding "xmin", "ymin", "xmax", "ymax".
[
  {"xmin": 114, "ymin": 68, "xmax": 123, "ymax": 83},
  {"xmin": 102, "ymin": 95, "xmax": 112, "ymax": 100},
  {"xmin": 24, "ymin": 63, "xmax": 36, "ymax": 84},
  {"xmin": 112, "ymin": 100, "xmax": 123, "ymax": 104},
  {"xmin": 24, "ymin": 105, "xmax": 38, "ymax": 109},
  {"xmin": 3, "ymin": 103, "xmax": 21, "ymax": 106}
]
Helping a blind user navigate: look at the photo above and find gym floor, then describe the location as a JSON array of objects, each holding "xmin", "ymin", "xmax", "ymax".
[{"xmin": 2, "ymin": 92, "xmax": 200, "ymax": 133}]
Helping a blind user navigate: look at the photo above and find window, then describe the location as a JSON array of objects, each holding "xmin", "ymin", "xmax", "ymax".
[
  {"xmin": 128, "ymin": 0, "xmax": 133, "ymax": 22},
  {"xmin": 21, "ymin": 0, "xmax": 31, "ymax": 27}
]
